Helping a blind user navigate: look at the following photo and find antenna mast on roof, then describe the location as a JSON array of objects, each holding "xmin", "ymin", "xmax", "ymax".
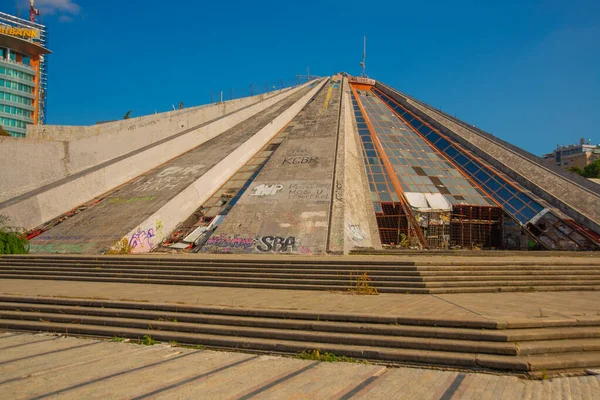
[
  {"xmin": 360, "ymin": 36, "xmax": 367, "ymax": 77},
  {"xmin": 30, "ymin": 0, "xmax": 41, "ymax": 23}
]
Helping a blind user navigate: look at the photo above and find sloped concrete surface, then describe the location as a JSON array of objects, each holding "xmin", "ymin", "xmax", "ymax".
[
  {"xmin": 203, "ymin": 77, "xmax": 343, "ymax": 255},
  {"xmin": 25, "ymin": 85, "xmax": 314, "ymax": 254}
]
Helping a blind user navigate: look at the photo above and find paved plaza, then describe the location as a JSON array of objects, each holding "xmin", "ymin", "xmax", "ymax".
[{"xmin": 1, "ymin": 332, "xmax": 598, "ymax": 399}]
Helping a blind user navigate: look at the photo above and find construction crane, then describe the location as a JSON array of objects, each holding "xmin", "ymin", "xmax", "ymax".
[{"xmin": 30, "ymin": 0, "xmax": 40, "ymax": 23}]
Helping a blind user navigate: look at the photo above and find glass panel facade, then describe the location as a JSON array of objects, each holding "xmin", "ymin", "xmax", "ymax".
[
  {"xmin": 350, "ymin": 90, "xmax": 397, "ymax": 213},
  {"xmin": 355, "ymin": 90, "xmax": 496, "ymax": 208},
  {"xmin": 373, "ymin": 88, "xmax": 545, "ymax": 225}
]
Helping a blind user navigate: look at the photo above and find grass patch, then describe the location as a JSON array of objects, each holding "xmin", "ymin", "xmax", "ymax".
[
  {"xmin": 295, "ymin": 350, "xmax": 360, "ymax": 363},
  {"xmin": 0, "ymin": 216, "xmax": 29, "ymax": 254},
  {"xmin": 111, "ymin": 336, "xmax": 125, "ymax": 342},
  {"xmin": 141, "ymin": 335, "xmax": 157, "ymax": 346}
]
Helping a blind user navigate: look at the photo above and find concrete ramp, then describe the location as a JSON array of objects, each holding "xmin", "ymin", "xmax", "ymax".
[
  {"xmin": 26, "ymin": 83, "xmax": 319, "ymax": 254},
  {"xmin": 201, "ymin": 78, "xmax": 346, "ymax": 255}
]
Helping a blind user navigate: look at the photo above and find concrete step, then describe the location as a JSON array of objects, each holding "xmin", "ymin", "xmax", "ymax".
[
  {"xmin": 0, "ymin": 272, "xmax": 428, "ymax": 288},
  {"xmin": 0, "ymin": 273, "xmax": 427, "ymax": 293},
  {"xmin": 0, "ymin": 266, "xmax": 423, "ymax": 278},
  {"xmin": 2, "ymin": 268, "xmax": 598, "ymax": 284},
  {"xmin": 1, "ymin": 273, "xmax": 598, "ymax": 294},
  {"xmin": 2, "ymin": 260, "xmax": 599, "ymax": 274},
  {"xmin": 427, "ymin": 286, "xmax": 600, "ymax": 294},
  {"xmin": 2, "ymin": 271, "xmax": 599, "ymax": 290},
  {"xmin": 0, "ymin": 256, "xmax": 417, "ymax": 267},
  {"xmin": 3, "ymin": 255, "xmax": 600, "ymax": 267},
  {"xmin": 0, "ymin": 310, "xmax": 522, "ymax": 356},
  {"xmin": 1, "ymin": 317, "xmax": 599, "ymax": 373},
  {"xmin": 3, "ymin": 295, "xmax": 598, "ymax": 328},
  {"xmin": 0, "ymin": 302, "xmax": 600, "ymax": 347},
  {"xmin": 4, "ymin": 309, "xmax": 599, "ymax": 357},
  {"xmin": 3, "ymin": 265, "xmax": 600, "ymax": 279},
  {"xmin": 422, "ymin": 280, "xmax": 600, "ymax": 288}
]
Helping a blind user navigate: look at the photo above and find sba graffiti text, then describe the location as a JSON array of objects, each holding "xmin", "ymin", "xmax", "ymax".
[{"xmin": 256, "ymin": 236, "xmax": 296, "ymax": 253}]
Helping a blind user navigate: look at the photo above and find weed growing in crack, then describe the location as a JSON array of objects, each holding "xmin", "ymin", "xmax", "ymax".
[
  {"xmin": 295, "ymin": 350, "xmax": 362, "ymax": 363},
  {"xmin": 141, "ymin": 335, "xmax": 157, "ymax": 345},
  {"xmin": 349, "ymin": 272, "xmax": 379, "ymax": 295}
]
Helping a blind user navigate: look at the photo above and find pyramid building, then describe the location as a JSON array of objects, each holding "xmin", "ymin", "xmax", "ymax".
[{"xmin": 1, "ymin": 75, "xmax": 598, "ymax": 254}]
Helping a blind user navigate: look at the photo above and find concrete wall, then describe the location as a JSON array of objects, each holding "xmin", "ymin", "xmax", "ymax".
[
  {"xmin": 328, "ymin": 78, "xmax": 381, "ymax": 253},
  {"xmin": 0, "ymin": 88, "xmax": 291, "ymax": 203},
  {"xmin": 0, "ymin": 137, "xmax": 68, "ymax": 203},
  {"xmin": 0, "ymin": 83, "xmax": 311, "ymax": 231},
  {"xmin": 375, "ymin": 83, "xmax": 600, "ymax": 235},
  {"xmin": 114, "ymin": 80, "xmax": 328, "ymax": 253}
]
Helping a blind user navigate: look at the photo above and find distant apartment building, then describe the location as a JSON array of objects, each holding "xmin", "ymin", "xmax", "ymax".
[
  {"xmin": 0, "ymin": 11, "xmax": 49, "ymax": 138},
  {"xmin": 542, "ymin": 138, "xmax": 600, "ymax": 169}
]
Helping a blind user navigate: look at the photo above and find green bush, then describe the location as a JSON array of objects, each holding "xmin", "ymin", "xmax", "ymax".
[{"xmin": 0, "ymin": 216, "xmax": 30, "ymax": 254}]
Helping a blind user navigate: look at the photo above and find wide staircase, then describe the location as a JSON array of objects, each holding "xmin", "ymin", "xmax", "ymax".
[
  {"xmin": 0, "ymin": 294, "xmax": 598, "ymax": 376},
  {"xmin": 0, "ymin": 255, "xmax": 598, "ymax": 294}
]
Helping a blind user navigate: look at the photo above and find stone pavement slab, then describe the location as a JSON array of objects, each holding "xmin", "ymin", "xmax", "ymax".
[
  {"xmin": 1, "ymin": 279, "xmax": 599, "ymax": 324},
  {"xmin": 1, "ymin": 332, "xmax": 599, "ymax": 399}
]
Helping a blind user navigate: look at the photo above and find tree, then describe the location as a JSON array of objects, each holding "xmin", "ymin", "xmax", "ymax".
[
  {"xmin": 568, "ymin": 166, "xmax": 584, "ymax": 176},
  {"xmin": 568, "ymin": 159, "xmax": 600, "ymax": 179},
  {"xmin": 0, "ymin": 125, "xmax": 10, "ymax": 137},
  {"xmin": 124, "ymin": 110, "xmax": 133, "ymax": 119},
  {"xmin": 583, "ymin": 159, "xmax": 600, "ymax": 179}
]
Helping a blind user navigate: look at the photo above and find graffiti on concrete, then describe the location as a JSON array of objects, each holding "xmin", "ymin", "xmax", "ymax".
[
  {"xmin": 282, "ymin": 156, "xmax": 319, "ymax": 165},
  {"xmin": 129, "ymin": 228, "xmax": 156, "ymax": 253},
  {"xmin": 127, "ymin": 120, "xmax": 158, "ymax": 131},
  {"xmin": 301, "ymin": 211, "xmax": 327, "ymax": 219},
  {"xmin": 108, "ymin": 196, "xmax": 157, "ymax": 204},
  {"xmin": 252, "ymin": 184, "xmax": 284, "ymax": 196},
  {"xmin": 156, "ymin": 165, "xmax": 205, "ymax": 178},
  {"xmin": 288, "ymin": 182, "xmax": 331, "ymax": 202},
  {"xmin": 256, "ymin": 236, "xmax": 296, "ymax": 253},
  {"xmin": 205, "ymin": 233, "xmax": 255, "ymax": 250},
  {"xmin": 299, "ymin": 246, "xmax": 312, "ymax": 255},
  {"xmin": 347, "ymin": 224, "xmax": 367, "ymax": 241},
  {"xmin": 201, "ymin": 234, "xmax": 298, "ymax": 253},
  {"xmin": 133, "ymin": 165, "xmax": 204, "ymax": 193},
  {"xmin": 29, "ymin": 243, "xmax": 95, "ymax": 254}
]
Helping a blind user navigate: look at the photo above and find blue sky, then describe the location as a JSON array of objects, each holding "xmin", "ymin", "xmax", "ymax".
[{"xmin": 5, "ymin": 0, "xmax": 600, "ymax": 155}]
